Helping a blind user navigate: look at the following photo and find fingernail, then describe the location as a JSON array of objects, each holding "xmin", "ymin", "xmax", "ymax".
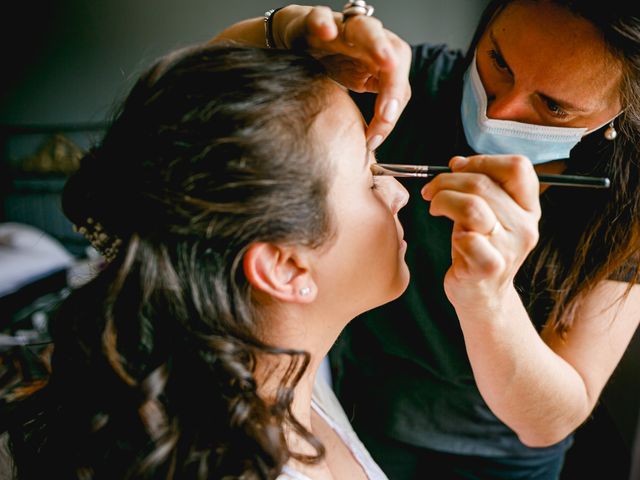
[
  {"xmin": 382, "ymin": 99, "xmax": 399, "ymax": 123},
  {"xmin": 450, "ymin": 156, "xmax": 469, "ymax": 170},
  {"xmin": 367, "ymin": 134, "xmax": 383, "ymax": 151}
]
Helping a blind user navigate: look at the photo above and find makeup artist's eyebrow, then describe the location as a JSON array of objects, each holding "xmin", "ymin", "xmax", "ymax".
[
  {"xmin": 490, "ymin": 30, "xmax": 588, "ymax": 113},
  {"xmin": 489, "ymin": 31, "xmax": 514, "ymax": 77},
  {"xmin": 537, "ymin": 92, "xmax": 588, "ymax": 113}
]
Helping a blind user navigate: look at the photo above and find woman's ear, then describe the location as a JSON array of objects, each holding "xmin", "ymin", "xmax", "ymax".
[{"xmin": 243, "ymin": 243, "xmax": 317, "ymax": 303}]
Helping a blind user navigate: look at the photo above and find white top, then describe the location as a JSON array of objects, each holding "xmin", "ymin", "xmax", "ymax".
[{"xmin": 277, "ymin": 378, "xmax": 388, "ymax": 480}]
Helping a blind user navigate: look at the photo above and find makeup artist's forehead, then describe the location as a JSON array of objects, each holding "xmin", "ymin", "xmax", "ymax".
[{"xmin": 487, "ymin": 1, "xmax": 622, "ymax": 112}]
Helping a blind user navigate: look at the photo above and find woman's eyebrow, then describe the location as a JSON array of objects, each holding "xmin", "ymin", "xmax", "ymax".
[{"xmin": 364, "ymin": 148, "xmax": 377, "ymax": 170}]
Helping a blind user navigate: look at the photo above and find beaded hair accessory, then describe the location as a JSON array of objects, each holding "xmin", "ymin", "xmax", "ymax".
[{"xmin": 73, "ymin": 217, "xmax": 122, "ymax": 262}]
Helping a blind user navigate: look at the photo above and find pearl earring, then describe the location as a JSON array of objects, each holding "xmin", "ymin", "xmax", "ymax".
[
  {"xmin": 604, "ymin": 121, "xmax": 617, "ymax": 141},
  {"xmin": 299, "ymin": 287, "xmax": 311, "ymax": 296}
]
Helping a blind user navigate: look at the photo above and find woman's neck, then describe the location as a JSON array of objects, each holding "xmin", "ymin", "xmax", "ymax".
[
  {"xmin": 256, "ymin": 307, "xmax": 345, "ymax": 428},
  {"xmin": 255, "ymin": 345, "xmax": 324, "ymax": 430},
  {"xmin": 255, "ymin": 307, "xmax": 358, "ymax": 478}
]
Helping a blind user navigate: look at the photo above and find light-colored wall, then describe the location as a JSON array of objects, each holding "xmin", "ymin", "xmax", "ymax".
[{"xmin": 1, "ymin": 0, "xmax": 489, "ymax": 125}]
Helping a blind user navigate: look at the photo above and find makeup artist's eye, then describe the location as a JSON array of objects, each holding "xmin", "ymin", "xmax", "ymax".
[
  {"xmin": 488, "ymin": 49, "xmax": 509, "ymax": 73},
  {"xmin": 543, "ymin": 97, "xmax": 568, "ymax": 118}
]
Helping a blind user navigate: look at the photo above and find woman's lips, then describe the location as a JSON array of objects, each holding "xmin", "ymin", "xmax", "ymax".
[{"xmin": 396, "ymin": 223, "xmax": 405, "ymax": 249}]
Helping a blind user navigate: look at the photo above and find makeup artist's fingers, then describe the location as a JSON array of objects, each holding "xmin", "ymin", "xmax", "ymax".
[
  {"xmin": 339, "ymin": 13, "xmax": 389, "ymax": 61},
  {"xmin": 366, "ymin": 31, "xmax": 412, "ymax": 150},
  {"xmin": 428, "ymin": 189, "xmax": 499, "ymax": 235},
  {"xmin": 280, "ymin": 6, "xmax": 339, "ymax": 49},
  {"xmin": 447, "ymin": 155, "xmax": 541, "ymax": 216},
  {"xmin": 281, "ymin": 6, "xmax": 411, "ymax": 150},
  {"xmin": 449, "ymin": 229, "xmax": 506, "ymax": 280},
  {"xmin": 307, "ymin": 27, "xmax": 411, "ymax": 150},
  {"xmin": 424, "ymin": 163, "xmax": 541, "ymax": 290},
  {"xmin": 304, "ymin": 6, "xmax": 341, "ymax": 42},
  {"xmin": 421, "ymin": 171, "xmax": 537, "ymax": 243},
  {"xmin": 286, "ymin": 6, "xmax": 395, "ymax": 65},
  {"xmin": 422, "ymin": 172, "xmax": 510, "ymax": 217},
  {"xmin": 427, "ymin": 180, "xmax": 539, "ymax": 266}
]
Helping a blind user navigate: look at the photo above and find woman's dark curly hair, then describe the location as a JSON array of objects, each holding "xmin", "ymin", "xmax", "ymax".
[{"xmin": 8, "ymin": 43, "xmax": 335, "ymax": 479}]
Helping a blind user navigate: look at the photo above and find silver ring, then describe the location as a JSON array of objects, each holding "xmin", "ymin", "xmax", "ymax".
[{"xmin": 342, "ymin": 0, "xmax": 375, "ymax": 20}]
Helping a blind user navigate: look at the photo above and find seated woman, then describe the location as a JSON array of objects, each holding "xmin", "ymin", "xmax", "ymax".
[{"xmin": 6, "ymin": 43, "xmax": 409, "ymax": 479}]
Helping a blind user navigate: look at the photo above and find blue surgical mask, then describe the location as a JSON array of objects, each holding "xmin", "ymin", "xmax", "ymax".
[{"xmin": 461, "ymin": 53, "xmax": 593, "ymax": 164}]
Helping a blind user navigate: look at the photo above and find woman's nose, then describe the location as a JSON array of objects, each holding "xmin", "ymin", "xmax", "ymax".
[{"xmin": 389, "ymin": 178, "xmax": 409, "ymax": 214}]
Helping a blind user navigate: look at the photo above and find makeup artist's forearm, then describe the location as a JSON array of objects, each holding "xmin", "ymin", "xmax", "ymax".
[
  {"xmin": 211, "ymin": 18, "xmax": 266, "ymax": 46},
  {"xmin": 455, "ymin": 287, "xmax": 591, "ymax": 447}
]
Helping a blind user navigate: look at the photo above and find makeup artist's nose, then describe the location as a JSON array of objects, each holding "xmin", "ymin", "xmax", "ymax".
[{"xmin": 486, "ymin": 87, "xmax": 533, "ymax": 124}]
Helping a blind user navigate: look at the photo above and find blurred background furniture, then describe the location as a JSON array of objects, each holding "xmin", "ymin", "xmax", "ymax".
[{"xmin": 0, "ymin": 124, "xmax": 105, "ymax": 428}]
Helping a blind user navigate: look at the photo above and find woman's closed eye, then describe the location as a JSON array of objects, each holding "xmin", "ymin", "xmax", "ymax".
[{"xmin": 370, "ymin": 172, "xmax": 397, "ymax": 196}]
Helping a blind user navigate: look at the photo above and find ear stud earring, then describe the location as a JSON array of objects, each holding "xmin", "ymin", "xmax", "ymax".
[{"xmin": 299, "ymin": 287, "xmax": 311, "ymax": 296}]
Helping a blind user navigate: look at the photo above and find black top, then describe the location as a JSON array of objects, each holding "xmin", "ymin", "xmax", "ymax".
[{"xmin": 329, "ymin": 43, "xmax": 573, "ymax": 458}]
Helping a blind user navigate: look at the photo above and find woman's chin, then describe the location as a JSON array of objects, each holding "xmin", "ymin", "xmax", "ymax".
[{"xmin": 371, "ymin": 270, "xmax": 411, "ymax": 310}]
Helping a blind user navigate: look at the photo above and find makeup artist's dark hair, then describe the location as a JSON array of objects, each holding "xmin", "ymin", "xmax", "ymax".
[
  {"xmin": 7, "ymin": 43, "xmax": 335, "ymax": 479},
  {"xmin": 468, "ymin": 0, "xmax": 640, "ymax": 333}
]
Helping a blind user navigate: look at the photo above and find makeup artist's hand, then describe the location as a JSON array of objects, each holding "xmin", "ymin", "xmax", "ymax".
[
  {"xmin": 420, "ymin": 155, "xmax": 542, "ymax": 310},
  {"xmin": 273, "ymin": 5, "xmax": 412, "ymax": 151}
]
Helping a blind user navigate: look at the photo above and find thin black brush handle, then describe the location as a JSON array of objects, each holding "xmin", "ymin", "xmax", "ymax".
[
  {"xmin": 374, "ymin": 164, "xmax": 610, "ymax": 188},
  {"xmin": 535, "ymin": 173, "xmax": 610, "ymax": 188}
]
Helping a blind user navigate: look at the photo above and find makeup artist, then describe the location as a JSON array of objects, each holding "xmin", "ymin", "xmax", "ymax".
[{"xmin": 215, "ymin": 1, "xmax": 640, "ymax": 478}]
